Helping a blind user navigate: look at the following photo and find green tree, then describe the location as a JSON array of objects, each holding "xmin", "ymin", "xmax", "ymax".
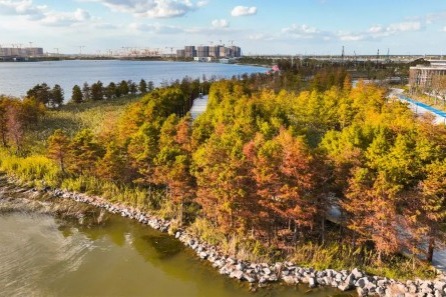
[
  {"xmin": 51, "ymin": 84, "xmax": 64, "ymax": 107},
  {"xmin": 139, "ymin": 79, "xmax": 148, "ymax": 94},
  {"xmin": 82, "ymin": 82, "xmax": 91, "ymax": 101},
  {"xmin": 105, "ymin": 82, "xmax": 116, "ymax": 100},
  {"xmin": 71, "ymin": 85, "xmax": 83, "ymax": 104},
  {"xmin": 119, "ymin": 80, "xmax": 129, "ymax": 96},
  {"xmin": 26, "ymin": 83, "xmax": 51, "ymax": 105},
  {"xmin": 90, "ymin": 81, "xmax": 104, "ymax": 101}
]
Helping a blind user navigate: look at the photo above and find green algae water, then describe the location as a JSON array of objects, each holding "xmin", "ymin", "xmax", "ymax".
[{"xmin": 0, "ymin": 205, "xmax": 345, "ymax": 297}]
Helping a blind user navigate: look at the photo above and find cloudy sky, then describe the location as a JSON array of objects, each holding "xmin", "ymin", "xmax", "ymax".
[{"xmin": 0, "ymin": 0, "xmax": 445, "ymax": 55}]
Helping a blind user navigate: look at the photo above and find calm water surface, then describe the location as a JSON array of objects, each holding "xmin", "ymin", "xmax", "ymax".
[
  {"xmin": 0, "ymin": 211, "xmax": 343, "ymax": 297},
  {"xmin": 0, "ymin": 60, "xmax": 267, "ymax": 98}
]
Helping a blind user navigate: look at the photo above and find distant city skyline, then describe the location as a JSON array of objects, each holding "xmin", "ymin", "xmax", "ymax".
[{"xmin": 0, "ymin": 0, "xmax": 445, "ymax": 55}]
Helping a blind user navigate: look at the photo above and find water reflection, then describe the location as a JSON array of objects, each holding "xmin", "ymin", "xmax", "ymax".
[{"xmin": 0, "ymin": 196, "xmax": 343, "ymax": 297}]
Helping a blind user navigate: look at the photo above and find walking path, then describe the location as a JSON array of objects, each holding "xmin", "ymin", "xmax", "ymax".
[
  {"xmin": 390, "ymin": 88, "xmax": 446, "ymax": 124},
  {"xmin": 190, "ymin": 95, "xmax": 209, "ymax": 119}
]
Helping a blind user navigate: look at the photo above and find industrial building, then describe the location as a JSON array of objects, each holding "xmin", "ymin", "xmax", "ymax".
[
  {"xmin": 409, "ymin": 60, "xmax": 446, "ymax": 93},
  {"xmin": 176, "ymin": 44, "xmax": 242, "ymax": 60},
  {"xmin": 0, "ymin": 47, "xmax": 44, "ymax": 57}
]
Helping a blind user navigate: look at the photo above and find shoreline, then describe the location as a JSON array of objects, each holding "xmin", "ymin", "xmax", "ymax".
[{"xmin": 1, "ymin": 175, "xmax": 446, "ymax": 296}]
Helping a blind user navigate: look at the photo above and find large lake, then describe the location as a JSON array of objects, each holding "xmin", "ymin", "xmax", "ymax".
[{"xmin": 0, "ymin": 60, "xmax": 267, "ymax": 98}]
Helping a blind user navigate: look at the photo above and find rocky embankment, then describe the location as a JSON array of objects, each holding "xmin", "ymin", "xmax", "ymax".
[{"xmin": 2, "ymin": 178, "xmax": 446, "ymax": 297}]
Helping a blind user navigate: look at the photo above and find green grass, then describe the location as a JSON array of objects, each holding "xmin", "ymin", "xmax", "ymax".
[
  {"xmin": 290, "ymin": 242, "xmax": 435, "ymax": 280},
  {"xmin": 28, "ymin": 94, "xmax": 143, "ymax": 153}
]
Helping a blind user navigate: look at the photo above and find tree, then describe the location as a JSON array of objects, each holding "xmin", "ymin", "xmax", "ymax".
[
  {"xmin": 0, "ymin": 98, "xmax": 9, "ymax": 147},
  {"xmin": 148, "ymin": 81, "xmax": 154, "ymax": 92},
  {"xmin": 82, "ymin": 82, "xmax": 91, "ymax": 101},
  {"xmin": 90, "ymin": 81, "xmax": 104, "ymax": 101},
  {"xmin": 343, "ymin": 168, "xmax": 400, "ymax": 262},
  {"xmin": 26, "ymin": 83, "xmax": 51, "ymax": 105},
  {"xmin": 119, "ymin": 80, "xmax": 129, "ymax": 96},
  {"xmin": 129, "ymin": 81, "xmax": 138, "ymax": 95},
  {"xmin": 68, "ymin": 129, "xmax": 104, "ymax": 175},
  {"xmin": 5, "ymin": 102, "xmax": 24, "ymax": 153},
  {"xmin": 139, "ymin": 79, "xmax": 148, "ymax": 94},
  {"xmin": 413, "ymin": 160, "xmax": 446, "ymax": 262},
  {"xmin": 96, "ymin": 141, "xmax": 126, "ymax": 181},
  {"xmin": 71, "ymin": 85, "xmax": 83, "ymax": 104},
  {"xmin": 105, "ymin": 82, "xmax": 116, "ymax": 100},
  {"xmin": 51, "ymin": 84, "xmax": 64, "ymax": 107},
  {"xmin": 47, "ymin": 129, "xmax": 70, "ymax": 174}
]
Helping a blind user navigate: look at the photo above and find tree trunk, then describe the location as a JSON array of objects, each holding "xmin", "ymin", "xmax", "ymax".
[
  {"xmin": 427, "ymin": 236, "xmax": 435, "ymax": 263},
  {"xmin": 320, "ymin": 216, "xmax": 325, "ymax": 244}
]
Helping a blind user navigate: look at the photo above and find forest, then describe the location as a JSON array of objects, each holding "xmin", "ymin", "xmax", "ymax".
[{"xmin": 0, "ymin": 67, "xmax": 445, "ymax": 279}]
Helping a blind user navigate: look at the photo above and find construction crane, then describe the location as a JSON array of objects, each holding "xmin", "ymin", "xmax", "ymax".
[{"xmin": 165, "ymin": 47, "xmax": 176, "ymax": 54}]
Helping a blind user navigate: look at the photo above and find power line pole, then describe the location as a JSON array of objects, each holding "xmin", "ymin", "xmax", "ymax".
[{"xmin": 78, "ymin": 45, "xmax": 85, "ymax": 55}]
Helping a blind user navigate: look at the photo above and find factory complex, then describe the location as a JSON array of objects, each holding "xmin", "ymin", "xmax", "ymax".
[{"xmin": 176, "ymin": 45, "xmax": 242, "ymax": 63}]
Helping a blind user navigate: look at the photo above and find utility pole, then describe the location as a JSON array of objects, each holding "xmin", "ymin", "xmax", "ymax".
[{"xmin": 78, "ymin": 45, "xmax": 85, "ymax": 55}]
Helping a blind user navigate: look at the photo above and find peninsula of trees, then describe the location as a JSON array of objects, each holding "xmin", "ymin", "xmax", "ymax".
[{"xmin": 0, "ymin": 67, "xmax": 444, "ymax": 279}]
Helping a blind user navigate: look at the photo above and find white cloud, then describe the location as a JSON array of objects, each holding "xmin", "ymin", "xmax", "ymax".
[
  {"xmin": 0, "ymin": 0, "xmax": 93, "ymax": 26},
  {"xmin": 41, "ymin": 8, "xmax": 91, "ymax": 26},
  {"xmin": 283, "ymin": 24, "xmax": 318, "ymax": 35},
  {"xmin": 129, "ymin": 22, "xmax": 183, "ymax": 33},
  {"xmin": 338, "ymin": 33, "xmax": 365, "ymax": 41},
  {"xmin": 281, "ymin": 24, "xmax": 332, "ymax": 40},
  {"xmin": 368, "ymin": 25, "xmax": 383, "ymax": 33},
  {"xmin": 211, "ymin": 19, "xmax": 228, "ymax": 28},
  {"xmin": 386, "ymin": 21, "xmax": 421, "ymax": 33},
  {"xmin": 0, "ymin": 0, "xmax": 45, "ymax": 18},
  {"xmin": 91, "ymin": 0, "xmax": 203, "ymax": 18},
  {"xmin": 231, "ymin": 5, "xmax": 256, "ymax": 17}
]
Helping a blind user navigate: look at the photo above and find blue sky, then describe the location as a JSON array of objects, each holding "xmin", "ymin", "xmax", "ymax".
[{"xmin": 0, "ymin": 0, "xmax": 445, "ymax": 55}]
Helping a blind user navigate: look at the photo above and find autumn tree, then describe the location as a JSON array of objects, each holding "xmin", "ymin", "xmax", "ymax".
[
  {"xmin": 96, "ymin": 141, "xmax": 127, "ymax": 182},
  {"xmin": 67, "ymin": 129, "xmax": 104, "ymax": 175},
  {"xmin": 47, "ymin": 129, "xmax": 70, "ymax": 174}
]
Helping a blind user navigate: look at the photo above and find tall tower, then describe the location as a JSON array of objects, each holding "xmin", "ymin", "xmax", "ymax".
[{"xmin": 341, "ymin": 46, "xmax": 345, "ymax": 63}]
